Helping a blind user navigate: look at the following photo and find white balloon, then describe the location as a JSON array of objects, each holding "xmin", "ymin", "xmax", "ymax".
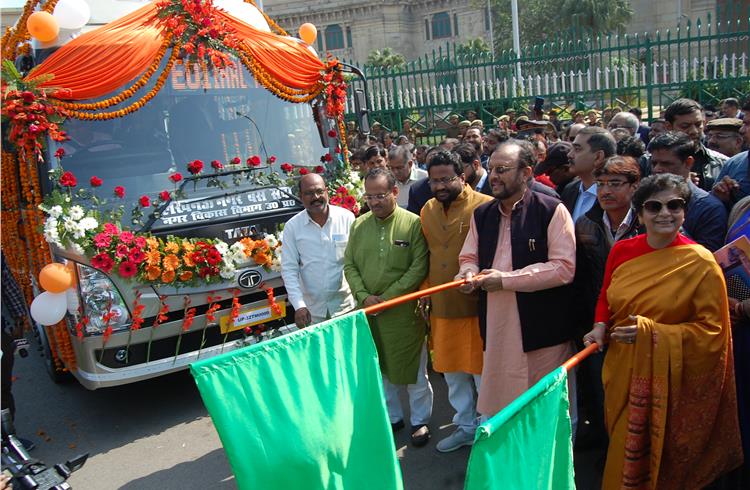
[
  {"xmin": 281, "ymin": 36, "xmax": 319, "ymax": 58},
  {"xmin": 214, "ymin": 0, "xmax": 271, "ymax": 32},
  {"xmin": 53, "ymin": 0, "xmax": 91, "ymax": 30},
  {"xmin": 30, "ymin": 291, "xmax": 68, "ymax": 326}
]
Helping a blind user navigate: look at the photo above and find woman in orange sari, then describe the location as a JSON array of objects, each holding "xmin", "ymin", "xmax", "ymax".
[{"xmin": 583, "ymin": 174, "xmax": 743, "ymax": 489}]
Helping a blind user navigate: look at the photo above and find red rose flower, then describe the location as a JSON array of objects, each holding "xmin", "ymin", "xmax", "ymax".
[
  {"xmin": 323, "ymin": 153, "xmax": 333, "ymax": 162},
  {"xmin": 118, "ymin": 261, "xmax": 137, "ymax": 278},
  {"xmin": 159, "ymin": 190, "xmax": 171, "ymax": 201},
  {"xmin": 21, "ymin": 91, "xmax": 35, "ymax": 103},
  {"xmin": 54, "ymin": 147, "xmax": 65, "ymax": 158},
  {"xmin": 169, "ymin": 172, "xmax": 183, "ymax": 183},
  {"xmin": 90, "ymin": 176, "xmax": 103, "ymax": 187},
  {"xmin": 210, "ymin": 160, "xmax": 223, "ymax": 170},
  {"xmin": 231, "ymin": 157, "xmax": 241, "ymax": 165},
  {"xmin": 139, "ymin": 195, "xmax": 151, "ymax": 208},
  {"xmin": 129, "ymin": 249, "xmax": 146, "ymax": 264},
  {"xmin": 114, "ymin": 186, "xmax": 125, "ymax": 198},
  {"xmin": 298, "ymin": 167, "xmax": 309, "ymax": 175},
  {"xmin": 280, "ymin": 163, "xmax": 293, "ymax": 173},
  {"xmin": 327, "ymin": 129, "xmax": 337, "ymax": 138},
  {"xmin": 314, "ymin": 165, "xmax": 324, "ymax": 173},
  {"xmin": 206, "ymin": 248, "xmax": 222, "ymax": 266},
  {"xmin": 187, "ymin": 159, "xmax": 204, "ymax": 175},
  {"xmin": 268, "ymin": 155, "xmax": 277, "ymax": 163},
  {"xmin": 91, "ymin": 253, "xmax": 115, "ymax": 273},
  {"xmin": 247, "ymin": 155, "xmax": 261, "ymax": 167},
  {"xmin": 59, "ymin": 171, "xmax": 77, "ymax": 188}
]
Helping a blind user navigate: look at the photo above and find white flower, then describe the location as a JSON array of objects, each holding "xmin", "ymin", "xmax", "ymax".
[
  {"xmin": 63, "ymin": 217, "xmax": 77, "ymax": 233},
  {"xmin": 265, "ymin": 234, "xmax": 278, "ymax": 248},
  {"xmin": 72, "ymin": 221, "xmax": 89, "ymax": 239},
  {"xmin": 48, "ymin": 205, "xmax": 63, "ymax": 218},
  {"xmin": 79, "ymin": 217, "xmax": 98, "ymax": 231},
  {"xmin": 270, "ymin": 257, "xmax": 281, "ymax": 272},
  {"xmin": 68, "ymin": 206, "xmax": 84, "ymax": 220},
  {"xmin": 70, "ymin": 243, "xmax": 85, "ymax": 255},
  {"xmin": 214, "ymin": 240, "xmax": 229, "ymax": 255},
  {"xmin": 219, "ymin": 262, "xmax": 236, "ymax": 279}
]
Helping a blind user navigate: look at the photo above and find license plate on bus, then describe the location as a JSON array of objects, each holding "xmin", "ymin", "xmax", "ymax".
[{"xmin": 219, "ymin": 301, "xmax": 287, "ymax": 334}]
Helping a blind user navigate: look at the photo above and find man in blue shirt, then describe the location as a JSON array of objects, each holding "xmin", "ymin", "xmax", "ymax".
[{"xmin": 649, "ymin": 132, "xmax": 728, "ymax": 251}]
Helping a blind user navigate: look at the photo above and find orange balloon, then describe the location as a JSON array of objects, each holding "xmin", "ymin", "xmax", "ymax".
[
  {"xmin": 39, "ymin": 263, "xmax": 73, "ymax": 293},
  {"xmin": 299, "ymin": 23, "xmax": 317, "ymax": 45},
  {"xmin": 27, "ymin": 11, "xmax": 59, "ymax": 43}
]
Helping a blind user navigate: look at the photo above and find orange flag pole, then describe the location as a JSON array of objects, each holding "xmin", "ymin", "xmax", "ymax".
[
  {"xmin": 562, "ymin": 343, "xmax": 599, "ymax": 371},
  {"xmin": 360, "ymin": 277, "xmax": 601, "ymax": 371},
  {"xmin": 362, "ymin": 278, "xmax": 468, "ymax": 316}
]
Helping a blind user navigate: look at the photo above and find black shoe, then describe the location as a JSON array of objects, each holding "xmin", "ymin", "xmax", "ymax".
[
  {"xmin": 391, "ymin": 420, "xmax": 405, "ymax": 432},
  {"xmin": 410, "ymin": 424, "xmax": 430, "ymax": 447},
  {"xmin": 18, "ymin": 437, "xmax": 35, "ymax": 452}
]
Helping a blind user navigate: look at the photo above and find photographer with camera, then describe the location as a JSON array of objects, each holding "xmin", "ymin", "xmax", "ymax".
[{"xmin": 1, "ymin": 253, "xmax": 32, "ymax": 451}]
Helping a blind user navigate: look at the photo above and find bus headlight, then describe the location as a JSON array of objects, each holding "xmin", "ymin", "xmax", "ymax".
[{"xmin": 76, "ymin": 263, "xmax": 131, "ymax": 335}]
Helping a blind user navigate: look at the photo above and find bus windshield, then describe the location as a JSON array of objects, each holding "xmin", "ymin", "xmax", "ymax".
[{"xmin": 54, "ymin": 59, "xmax": 324, "ymax": 230}]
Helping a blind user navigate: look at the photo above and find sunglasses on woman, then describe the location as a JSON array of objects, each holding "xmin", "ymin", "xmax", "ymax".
[{"xmin": 642, "ymin": 198, "xmax": 686, "ymax": 213}]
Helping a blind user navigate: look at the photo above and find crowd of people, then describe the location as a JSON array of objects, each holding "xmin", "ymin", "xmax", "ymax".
[{"xmin": 282, "ymin": 95, "xmax": 748, "ymax": 487}]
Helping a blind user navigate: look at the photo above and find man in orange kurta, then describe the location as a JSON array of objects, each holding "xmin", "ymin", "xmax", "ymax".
[{"xmin": 420, "ymin": 150, "xmax": 493, "ymax": 452}]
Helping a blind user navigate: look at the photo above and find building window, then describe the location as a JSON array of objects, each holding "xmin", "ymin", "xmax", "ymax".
[
  {"xmin": 431, "ymin": 12, "xmax": 452, "ymax": 39},
  {"xmin": 346, "ymin": 26, "xmax": 353, "ymax": 49},
  {"xmin": 325, "ymin": 24, "xmax": 344, "ymax": 50},
  {"xmin": 317, "ymin": 32, "xmax": 323, "ymax": 52},
  {"xmin": 425, "ymin": 18, "xmax": 430, "ymax": 40},
  {"xmin": 453, "ymin": 13, "xmax": 459, "ymax": 37},
  {"xmin": 484, "ymin": 5, "xmax": 491, "ymax": 31}
]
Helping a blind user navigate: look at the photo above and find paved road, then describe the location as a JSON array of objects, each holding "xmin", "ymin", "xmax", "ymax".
[{"xmin": 11, "ymin": 344, "xmax": 600, "ymax": 489}]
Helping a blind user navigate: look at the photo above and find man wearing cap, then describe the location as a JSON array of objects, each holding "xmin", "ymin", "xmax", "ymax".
[
  {"xmin": 505, "ymin": 108, "xmax": 517, "ymax": 131},
  {"xmin": 371, "ymin": 121, "xmax": 384, "ymax": 144},
  {"xmin": 536, "ymin": 141, "xmax": 576, "ymax": 195},
  {"xmin": 713, "ymin": 116, "xmax": 750, "ymax": 206},
  {"xmin": 446, "ymin": 114, "xmax": 461, "ymax": 139},
  {"xmin": 548, "ymin": 109, "xmax": 562, "ymax": 132},
  {"xmin": 706, "ymin": 118, "xmax": 745, "ymax": 158},
  {"xmin": 458, "ymin": 120, "xmax": 472, "ymax": 141}
]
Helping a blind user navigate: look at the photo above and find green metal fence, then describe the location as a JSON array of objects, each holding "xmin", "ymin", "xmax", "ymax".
[{"xmin": 343, "ymin": 5, "xmax": 750, "ymax": 141}]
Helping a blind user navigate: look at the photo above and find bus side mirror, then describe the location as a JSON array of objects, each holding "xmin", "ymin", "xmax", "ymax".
[{"xmin": 354, "ymin": 88, "xmax": 370, "ymax": 135}]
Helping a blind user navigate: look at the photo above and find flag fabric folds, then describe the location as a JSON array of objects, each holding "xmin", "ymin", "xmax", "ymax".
[
  {"xmin": 464, "ymin": 367, "xmax": 575, "ymax": 490},
  {"xmin": 190, "ymin": 310, "xmax": 403, "ymax": 490}
]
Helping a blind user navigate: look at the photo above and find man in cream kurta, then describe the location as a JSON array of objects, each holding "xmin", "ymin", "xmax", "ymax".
[
  {"xmin": 457, "ymin": 140, "xmax": 577, "ymax": 420},
  {"xmin": 344, "ymin": 168, "xmax": 433, "ymax": 446},
  {"xmin": 420, "ymin": 150, "xmax": 493, "ymax": 452}
]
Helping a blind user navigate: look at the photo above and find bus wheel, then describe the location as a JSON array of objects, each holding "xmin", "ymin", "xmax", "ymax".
[{"xmin": 31, "ymin": 322, "xmax": 72, "ymax": 384}]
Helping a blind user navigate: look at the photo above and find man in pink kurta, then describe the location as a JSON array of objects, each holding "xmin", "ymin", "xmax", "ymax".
[{"xmin": 457, "ymin": 140, "xmax": 577, "ymax": 418}]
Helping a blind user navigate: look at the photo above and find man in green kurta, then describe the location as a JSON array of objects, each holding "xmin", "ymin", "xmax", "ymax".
[{"xmin": 344, "ymin": 168, "xmax": 433, "ymax": 447}]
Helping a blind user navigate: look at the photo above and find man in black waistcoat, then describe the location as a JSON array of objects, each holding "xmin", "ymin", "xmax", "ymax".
[{"xmin": 456, "ymin": 139, "xmax": 578, "ymax": 422}]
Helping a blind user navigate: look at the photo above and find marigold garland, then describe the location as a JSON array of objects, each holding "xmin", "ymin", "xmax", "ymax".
[
  {"xmin": 63, "ymin": 43, "xmax": 181, "ymax": 121},
  {"xmin": 237, "ymin": 49, "xmax": 323, "ymax": 103}
]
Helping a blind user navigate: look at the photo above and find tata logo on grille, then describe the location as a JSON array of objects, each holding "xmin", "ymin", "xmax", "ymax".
[{"xmin": 237, "ymin": 270, "xmax": 262, "ymax": 289}]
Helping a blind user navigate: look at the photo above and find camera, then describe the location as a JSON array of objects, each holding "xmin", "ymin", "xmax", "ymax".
[
  {"xmin": 13, "ymin": 338, "xmax": 29, "ymax": 358},
  {"xmin": 1, "ymin": 409, "xmax": 88, "ymax": 489}
]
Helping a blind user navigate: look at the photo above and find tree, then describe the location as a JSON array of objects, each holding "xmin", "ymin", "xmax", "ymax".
[
  {"xmin": 456, "ymin": 38, "xmax": 491, "ymax": 59},
  {"xmin": 483, "ymin": 0, "xmax": 632, "ymax": 54},
  {"xmin": 366, "ymin": 48, "xmax": 406, "ymax": 70}
]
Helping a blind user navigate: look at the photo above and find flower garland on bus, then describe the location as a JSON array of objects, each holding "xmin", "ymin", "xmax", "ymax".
[
  {"xmin": 155, "ymin": 0, "xmax": 240, "ymax": 69},
  {"xmin": 1, "ymin": 60, "xmax": 69, "ymax": 160}
]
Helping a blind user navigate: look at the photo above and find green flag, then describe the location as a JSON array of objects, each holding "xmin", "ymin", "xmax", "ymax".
[
  {"xmin": 464, "ymin": 367, "xmax": 575, "ymax": 490},
  {"xmin": 190, "ymin": 310, "xmax": 403, "ymax": 490}
]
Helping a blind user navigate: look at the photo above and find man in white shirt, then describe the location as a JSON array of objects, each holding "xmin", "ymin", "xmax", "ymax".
[
  {"xmin": 388, "ymin": 146, "xmax": 427, "ymax": 208},
  {"xmin": 281, "ymin": 174, "xmax": 356, "ymax": 327}
]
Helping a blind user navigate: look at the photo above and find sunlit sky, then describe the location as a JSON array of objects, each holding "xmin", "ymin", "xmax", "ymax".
[{"xmin": 0, "ymin": 0, "xmax": 26, "ymax": 8}]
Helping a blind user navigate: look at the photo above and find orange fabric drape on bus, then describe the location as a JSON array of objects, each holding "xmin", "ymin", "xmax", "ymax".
[
  {"xmin": 28, "ymin": 3, "xmax": 327, "ymax": 101},
  {"xmin": 31, "ymin": 4, "xmax": 163, "ymax": 100}
]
